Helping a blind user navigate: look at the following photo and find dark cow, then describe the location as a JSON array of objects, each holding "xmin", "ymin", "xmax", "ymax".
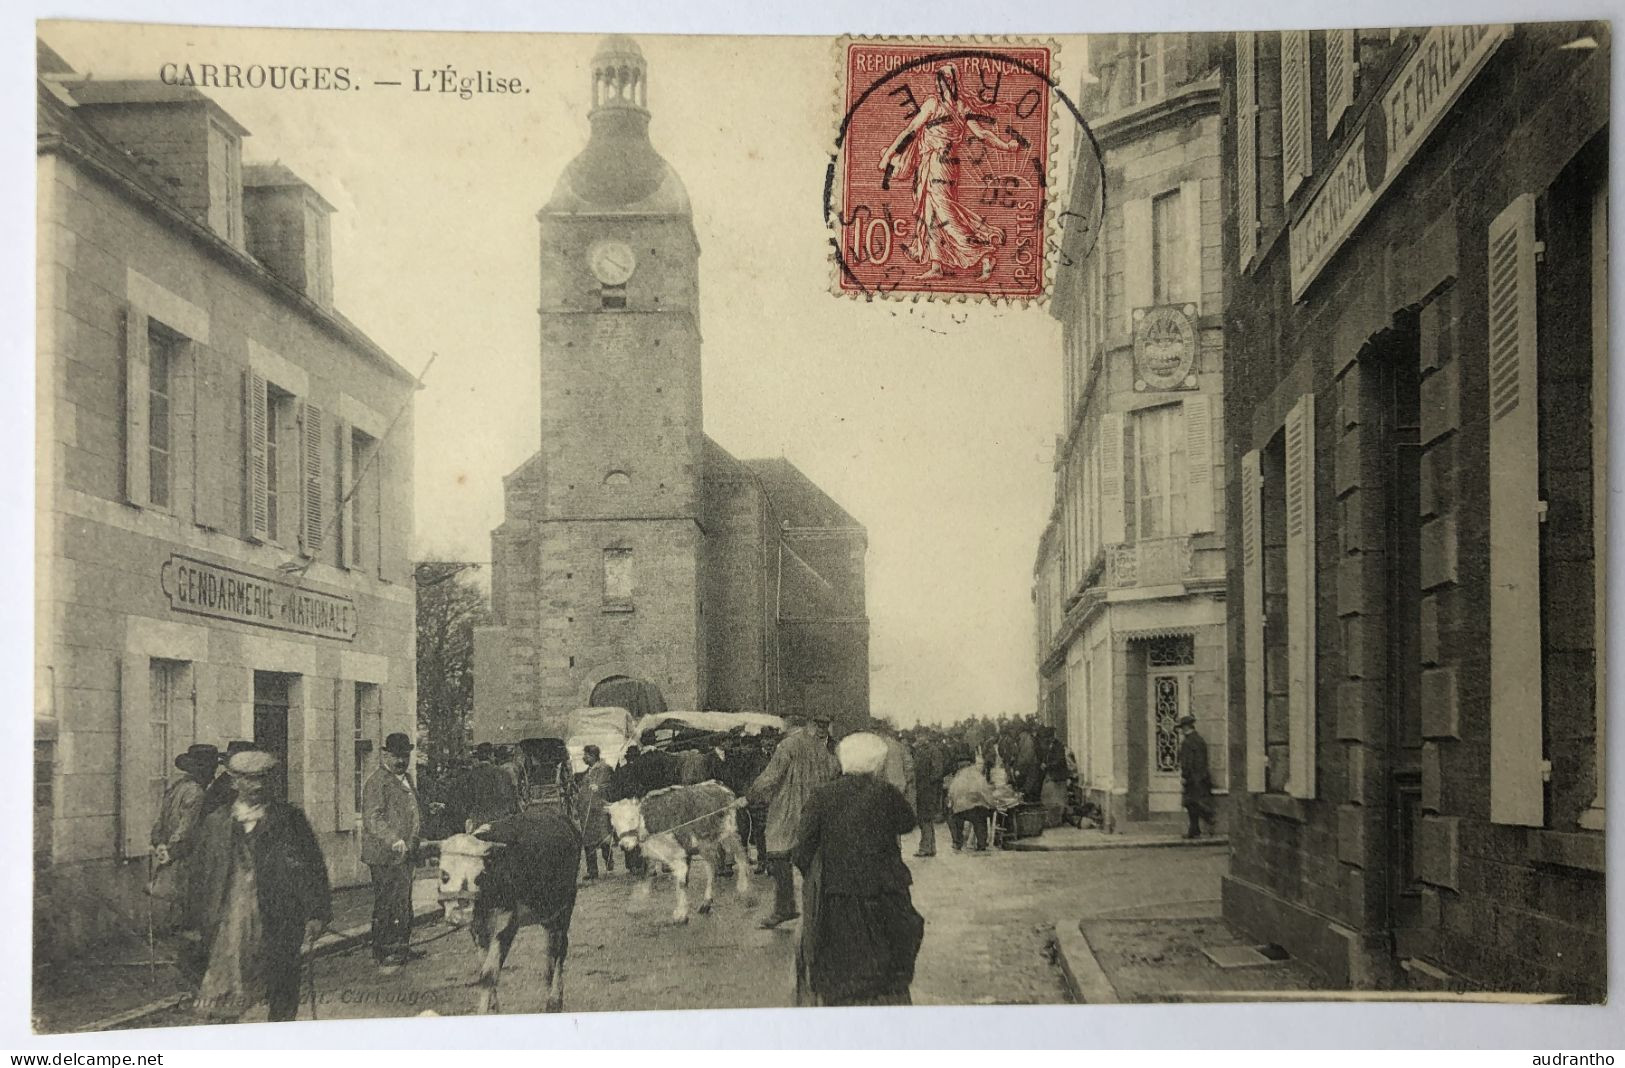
[
  {"xmin": 433, "ymin": 805, "xmax": 580, "ymax": 1013},
  {"xmin": 606, "ymin": 780, "xmax": 750, "ymax": 924}
]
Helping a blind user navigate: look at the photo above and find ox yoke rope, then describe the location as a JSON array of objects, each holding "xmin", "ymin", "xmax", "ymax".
[{"xmin": 635, "ymin": 797, "xmax": 748, "ymax": 843}]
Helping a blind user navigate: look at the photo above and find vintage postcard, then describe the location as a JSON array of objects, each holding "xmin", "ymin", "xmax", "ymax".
[{"xmin": 30, "ymin": 16, "xmax": 1609, "ymax": 1036}]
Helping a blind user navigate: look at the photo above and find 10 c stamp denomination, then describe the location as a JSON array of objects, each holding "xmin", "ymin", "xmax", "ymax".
[{"xmin": 831, "ymin": 38, "xmax": 1057, "ymax": 301}]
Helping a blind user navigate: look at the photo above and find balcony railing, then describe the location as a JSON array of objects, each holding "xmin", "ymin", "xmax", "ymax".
[{"xmin": 1105, "ymin": 534, "xmax": 1223, "ymax": 589}]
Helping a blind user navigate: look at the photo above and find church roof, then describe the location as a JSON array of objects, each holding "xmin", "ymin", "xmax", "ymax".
[{"xmin": 542, "ymin": 36, "xmax": 690, "ymax": 217}]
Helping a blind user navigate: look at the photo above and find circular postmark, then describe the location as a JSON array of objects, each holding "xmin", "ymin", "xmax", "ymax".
[{"xmin": 825, "ymin": 40, "xmax": 1105, "ymax": 302}]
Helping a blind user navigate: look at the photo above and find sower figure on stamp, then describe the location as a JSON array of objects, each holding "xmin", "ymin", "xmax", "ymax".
[
  {"xmin": 188, "ymin": 751, "xmax": 331, "ymax": 1023},
  {"xmin": 1177, "ymin": 715, "xmax": 1216, "ymax": 839},
  {"xmin": 748, "ymin": 713, "xmax": 839, "ymax": 929},
  {"xmin": 878, "ymin": 63, "xmax": 1022, "ymax": 281},
  {"xmin": 363, "ymin": 732, "xmax": 422, "ymax": 969}
]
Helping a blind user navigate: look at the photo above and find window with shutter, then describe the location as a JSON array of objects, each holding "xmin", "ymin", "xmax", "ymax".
[
  {"xmin": 118, "ymin": 656, "xmax": 151, "ymax": 859},
  {"xmin": 334, "ymin": 418, "xmax": 352, "ymax": 567},
  {"xmin": 1285, "ymin": 393, "xmax": 1317, "ymax": 799},
  {"xmin": 1280, "ymin": 30, "xmax": 1311, "ymax": 201},
  {"xmin": 1236, "ymin": 32, "xmax": 1259, "ymax": 269},
  {"xmin": 191, "ymin": 347, "xmax": 226, "ymax": 531},
  {"xmin": 1185, "ymin": 395, "xmax": 1214, "ymax": 532},
  {"xmin": 146, "ymin": 327, "xmax": 175, "ymax": 511},
  {"xmin": 1325, "ymin": 29, "xmax": 1356, "ymax": 136},
  {"xmin": 123, "ymin": 308, "xmax": 151, "ymax": 508},
  {"xmin": 243, "ymin": 370, "xmax": 270, "ymax": 541},
  {"xmin": 1181, "ymin": 180, "xmax": 1204, "ymax": 312},
  {"xmin": 1151, "ymin": 190, "xmax": 1185, "ymax": 306},
  {"xmin": 299, "ymin": 401, "xmax": 325, "ymax": 556},
  {"xmin": 1487, "ymin": 193, "xmax": 1544, "ymax": 827},
  {"xmin": 1100, "ymin": 413, "xmax": 1126, "ymax": 546},
  {"xmin": 1241, "ymin": 449, "xmax": 1266, "ymax": 790},
  {"xmin": 1124, "ymin": 198, "xmax": 1154, "ymax": 325}
]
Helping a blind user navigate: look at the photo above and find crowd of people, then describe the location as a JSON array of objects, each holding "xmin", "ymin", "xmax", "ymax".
[{"xmin": 141, "ymin": 708, "xmax": 1214, "ymax": 1020}]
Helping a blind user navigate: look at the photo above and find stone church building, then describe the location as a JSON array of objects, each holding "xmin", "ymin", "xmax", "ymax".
[{"xmin": 473, "ymin": 37, "xmax": 870, "ymax": 741}]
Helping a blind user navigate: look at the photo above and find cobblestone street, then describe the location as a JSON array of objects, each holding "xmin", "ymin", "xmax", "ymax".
[{"xmin": 122, "ymin": 829, "xmax": 1227, "ymax": 1027}]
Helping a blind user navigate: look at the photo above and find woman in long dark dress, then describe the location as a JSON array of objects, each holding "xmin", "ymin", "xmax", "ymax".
[{"xmin": 791, "ymin": 732, "xmax": 925, "ymax": 1007}]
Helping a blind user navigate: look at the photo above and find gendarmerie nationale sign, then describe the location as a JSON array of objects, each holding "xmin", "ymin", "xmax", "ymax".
[
  {"xmin": 161, "ymin": 554, "xmax": 358, "ymax": 640},
  {"xmin": 1290, "ymin": 24, "xmax": 1510, "ymax": 300}
]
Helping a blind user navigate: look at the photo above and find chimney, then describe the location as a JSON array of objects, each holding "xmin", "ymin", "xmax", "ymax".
[
  {"xmin": 242, "ymin": 163, "xmax": 336, "ymax": 308},
  {"xmin": 63, "ymin": 80, "xmax": 249, "ymax": 247}
]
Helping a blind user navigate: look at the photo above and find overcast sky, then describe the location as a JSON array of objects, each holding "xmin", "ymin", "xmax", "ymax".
[{"xmin": 41, "ymin": 23, "xmax": 1092, "ymax": 726}]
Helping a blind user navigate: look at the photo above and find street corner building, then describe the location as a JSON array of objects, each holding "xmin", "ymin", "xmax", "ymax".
[
  {"xmin": 1034, "ymin": 33, "xmax": 1230, "ymax": 834},
  {"xmin": 35, "ymin": 41, "xmax": 419, "ymax": 957},
  {"xmin": 471, "ymin": 37, "xmax": 870, "ymax": 741},
  {"xmin": 1219, "ymin": 24, "xmax": 1607, "ymax": 998}
]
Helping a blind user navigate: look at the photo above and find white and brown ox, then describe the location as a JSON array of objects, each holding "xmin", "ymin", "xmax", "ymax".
[
  {"xmin": 432, "ymin": 805, "xmax": 580, "ymax": 1013},
  {"xmin": 606, "ymin": 780, "xmax": 751, "ymax": 924}
]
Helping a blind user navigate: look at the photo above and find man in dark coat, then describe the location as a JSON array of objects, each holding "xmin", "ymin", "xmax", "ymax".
[
  {"xmin": 201, "ymin": 740, "xmax": 256, "ymax": 815},
  {"xmin": 909, "ymin": 731, "xmax": 945, "ymax": 858},
  {"xmin": 1177, "ymin": 714, "xmax": 1216, "ymax": 838},
  {"xmin": 791, "ymin": 732, "xmax": 923, "ymax": 1006},
  {"xmin": 362, "ymin": 732, "xmax": 421, "ymax": 968},
  {"xmin": 574, "ymin": 744, "xmax": 615, "ymax": 879},
  {"xmin": 188, "ymin": 751, "xmax": 331, "ymax": 1022}
]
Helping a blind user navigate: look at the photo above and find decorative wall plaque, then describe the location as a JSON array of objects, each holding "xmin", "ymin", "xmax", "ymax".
[{"xmin": 1132, "ymin": 304, "xmax": 1198, "ymax": 391}]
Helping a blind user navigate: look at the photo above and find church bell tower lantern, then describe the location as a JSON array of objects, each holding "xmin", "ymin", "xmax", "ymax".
[{"xmin": 530, "ymin": 35, "xmax": 707, "ymax": 714}]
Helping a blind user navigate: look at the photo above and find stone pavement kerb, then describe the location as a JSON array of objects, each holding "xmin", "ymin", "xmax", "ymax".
[{"xmin": 54, "ymin": 874, "xmax": 443, "ymax": 1034}]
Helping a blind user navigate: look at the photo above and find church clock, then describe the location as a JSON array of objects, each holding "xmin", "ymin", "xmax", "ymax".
[{"xmin": 588, "ymin": 240, "xmax": 637, "ymax": 286}]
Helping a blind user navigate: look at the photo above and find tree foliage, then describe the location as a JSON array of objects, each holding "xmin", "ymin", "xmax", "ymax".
[{"xmin": 415, "ymin": 561, "xmax": 487, "ymax": 774}]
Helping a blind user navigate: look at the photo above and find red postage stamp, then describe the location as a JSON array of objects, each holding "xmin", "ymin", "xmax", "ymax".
[{"xmin": 831, "ymin": 38, "xmax": 1056, "ymax": 301}]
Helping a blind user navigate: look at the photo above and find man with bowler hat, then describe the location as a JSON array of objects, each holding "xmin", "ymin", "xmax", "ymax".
[
  {"xmin": 362, "ymin": 732, "xmax": 421, "ymax": 969},
  {"xmin": 1177, "ymin": 714, "xmax": 1215, "ymax": 839},
  {"xmin": 150, "ymin": 744, "xmax": 217, "ymax": 983}
]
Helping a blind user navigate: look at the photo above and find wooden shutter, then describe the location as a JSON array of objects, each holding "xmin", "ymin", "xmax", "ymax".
[
  {"xmin": 1100, "ymin": 413, "xmax": 1126, "ymax": 546},
  {"xmin": 299, "ymin": 401, "xmax": 325, "ymax": 556},
  {"xmin": 1488, "ymin": 194, "xmax": 1544, "ymax": 826},
  {"xmin": 335, "ymin": 418, "xmax": 354, "ymax": 568},
  {"xmin": 1180, "ymin": 180, "xmax": 1204, "ymax": 312},
  {"xmin": 1280, "ymin": 29, "xmax": 1311, "ymax": 201},
  {"xmin": 332, "ymin": 678, "xmax": 351, "ymax": 832},
  {"xmin": 1123, "ymin": 197, "xmax": 1154, "ymax": 323},
  {"xmin": 1285, "ymin": 393, "xmax": 1317, "ymax": 799},
  {"xmin": 118, "ymin": 656, "xmax": 153, "ymax": 859},
  {"xmin": 243, "ymin": 370, "xmax": 270, "ymax": 541},
  {"xmin": 375, "ymin": 441, "xmax": 389, "ymax": 581},
  {"xmin": 1325, "ymin": 29, "xmax": 1356, "ymax": 136},
  {"xmin": 1184, "ymin": 395, "xmax": 1214, "ymax": 532},
  {"xmin": 1235, "ymin": 32, "xmax": 1259, "ymax": 269},
  {"xmin": 191, "ymin": 346, "xmax": 226, "ymax": 530},
  {"xmin": 123, "ymin": 308, "xmax": 151, "ymax": 508},
  {"xmin": 1241, "ymin": 450, "xmax": 1266, "ymax": 791}
]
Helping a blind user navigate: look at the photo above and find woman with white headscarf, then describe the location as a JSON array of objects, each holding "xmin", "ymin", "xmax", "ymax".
[{"xmin": 791, "ymin": 731, "xmax": 925, "ymax": 1006}]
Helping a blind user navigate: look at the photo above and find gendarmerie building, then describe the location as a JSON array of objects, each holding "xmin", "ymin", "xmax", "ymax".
[
  {"xmin": 1220, "ymin": 23, "xmax": 1607, "ymax": 998},
  {"xmin": 35, "ymin": 42, "xmax": 418, "ymax": 954},
  {"xmin": 1034, "ymin": 33, "xmax": 1229, "ymax": 832},
  {"xmin": 472, "ymin": 37, "xmax": 870, "ymax": 740}
]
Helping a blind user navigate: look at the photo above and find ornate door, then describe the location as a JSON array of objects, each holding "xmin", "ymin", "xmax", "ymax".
[{"xmin": 1147, "ymin": 636, "xmax": 1195, "ymax": 813}]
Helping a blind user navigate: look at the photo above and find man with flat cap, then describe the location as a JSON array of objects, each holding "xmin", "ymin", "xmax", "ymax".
[
  {"xmin": 188, "ymin": 750, "xmax": 330, "ymax": 1022},
  {"xmin": 363, "ymin": 732, "xmax": 421, "ymax": 969},
  {"xmin": 202, "ymin": 740, "xmax": 256, "ymax": 815},
  {"xmin": 1177, "ymin": 714, "xmax": 1216, "ymax": 839}
]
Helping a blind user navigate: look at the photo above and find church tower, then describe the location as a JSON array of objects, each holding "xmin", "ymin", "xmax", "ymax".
[{"xmin": 532, "ymin": 35, "xmax": 706, "ymax": 713}]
